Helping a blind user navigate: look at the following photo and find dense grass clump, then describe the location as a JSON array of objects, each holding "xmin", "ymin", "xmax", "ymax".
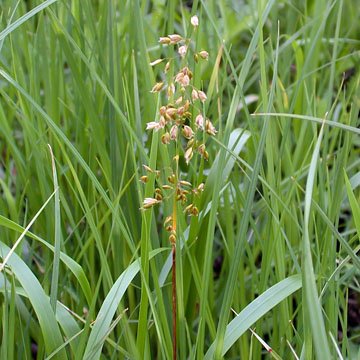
[{"xmin": 0, "ymin": 1, "xmax": 359, "ymax": 359}]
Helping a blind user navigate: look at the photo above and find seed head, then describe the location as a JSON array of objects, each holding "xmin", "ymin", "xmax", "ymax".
[
  {"xmin": 166, "ymin": 107, "xmax": 177, "ymax": 117},
  {"xmin": 159, "ymin": 37, "xmax": 171, "ymax": 44},
  {"xmin": 164, "ymin": 61, "xmax": 170, "ymax": 73},
  {"xmin": 141, "ymin": 197, "xmax": 161, "ymax": 210},
  {"xmin": 168, "ymin": 174, "xmax": 175, "ymax": 184},
  {"xmin": 151, "ymin": 82, "xmax": 164, "ymax": 93},
  {"xmin": 180, "ymin": 180, "xmax": 192, "ymax": 186},
  {"xmin": 140, "ymin": 176, "xmax": 148, "ymax": 183},
  {"xmin": 198, "ymin": 143, "xmax": 206, "ymax": 155},
  {"xmin": 205, "ymin": 119, "xmax": 217, "ymax": 135},
  {"xmin": 184, "ymin": 100, "xmax": 190, "ymax": 111},
  {"xmin": 158, "ymin": 116, "xmax": 165, "ymax": 129},
  {"xmin": 191, "ymin": 15, "xmax": 199, "ymax": 28},
  {"xmin": 170, "ymin": 125, "xmax": 178, "ymax": 140},
  {"xmin": 169, "ymin": 234, "xmax": 176, "ymax": 244},
  {"xmin": 183, "ymin": 75, "xmax": 190, "ymax": 86},
  {"xmin": 161, "ymin": 132, "xmax": 170, "ymax": 144},
  {"xmin": 198, "ymin": 90, "xmax": 207, "ymax": 102},
  {"xmin": 146, "ymin": 121, "xmax": 160, "ymax": 131},
  {"xmin": 175, "ymin": 72, "xmax": 184, "ymax": 83},
  {"xmin": 195, "ymin": 114, "xmax": 204, "ymax": 130},
  {"xmin": 199, "ymin": 51, "xmax": 209, "ymax": 60},
  {"xmin": 167, "ymin": 83, "xmax": 175, "ymax": 99},
  {"xmin": 178, "ymin": 45, "xmax": 188, "ymax": 58},
  {"xmin": 177, "ymin": 106, "xmax": 185, "ymax": 116},
  {"xmin": 143, "ymin": 165, "xmax": 153, "ymax": 172},
  {"xmin": 150, "ymin": 58, "xmax": 164, "ymax": 66},
  {"xmin": 184, "ymin": 147, "xmax": 194, "ymax": 164},
  {"xmin": 168, "ymin": 34, "xmax": 182, "ymax": 44},
  {"xmin": 183, "ymin": 125, "xmax": 194, "ymax": 139}
]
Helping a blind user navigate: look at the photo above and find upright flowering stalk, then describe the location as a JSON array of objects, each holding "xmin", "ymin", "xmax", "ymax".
[{"xmin": 141, "ymin": 14, "xmax": 216, "ymax": 359}]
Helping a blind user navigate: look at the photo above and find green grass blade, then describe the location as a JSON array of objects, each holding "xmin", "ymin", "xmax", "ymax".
[
  {"xmin": 204, "ymin": 275, "xmax": 302, "ymax": 359},
  {"xmin": 0, "ymin": 215, "xmax": 92, "ymax": 305},
  {"xmin": 0, "ymin": 0, "xmax": 57, "ymax": 42},
  {"xmin": 48, "ymin": 144, "xmax": 62, "ymax": 313},
  {"xmin": 84, "ymin": 248, "xmax": 167, "ymax": 360},
  {"xmin": 0, "ymin": 242, "xmax": 66, "ymax": 359},
  {"xmin": 302, "ymin": 119, "xmax": 331, "ymax": 359}
]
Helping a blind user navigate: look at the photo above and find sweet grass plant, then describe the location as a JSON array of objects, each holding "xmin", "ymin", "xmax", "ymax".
[{"xmin": 0, "ymin": 0, "xmax": 359, "ymax": 359}]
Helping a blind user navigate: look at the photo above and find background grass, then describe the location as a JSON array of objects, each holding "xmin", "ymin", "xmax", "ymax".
[{"xmin": 0, "ymin": 0, "xmax": 360, "ymax": 359}]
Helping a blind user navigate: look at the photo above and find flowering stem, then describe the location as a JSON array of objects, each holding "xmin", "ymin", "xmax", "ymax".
[
  {"xmin": 172, "ymin": 157, "xmax": 178, "ymax": 360},
  {"xmin": 172, "ymin": 242, "xmax": 176, "ymax": 360}
]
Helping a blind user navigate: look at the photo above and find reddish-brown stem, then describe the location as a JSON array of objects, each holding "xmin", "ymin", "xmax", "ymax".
[
  {"xmin": 172, "ymin": 242, "xmax": 176, "ymax": 360},
  {"xmin": 171, "ymin": 156, "xmax": 179, "ymax": 360}
]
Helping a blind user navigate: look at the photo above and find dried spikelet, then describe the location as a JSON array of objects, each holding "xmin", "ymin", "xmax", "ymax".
[
  {"xmin": 169, "ymin": 234, "xmax": 176, "ymax": 244},
  {"xmin": 184, "ymin": 147, "xmax": 193, "ymax": 164},
  {"xmin": 183, "ymin": 100, "xmax": 190, "ymax": 111},
  {"xmin": 205, "ymin": 119, "xmax": 217, "ymax": 135},
  {"xmin": 179, "ymin": 180, "xmax": 192, "ymax": 186},
  {"xmin": 199, "ymin": 50, "xmax": 209, "ymax": 60},
  {"xmin": 198, "ymin": 144, "xmax": 206, "ymax": 155},
  {"xmin": 143, "ymin": 165, "xmax": 153, "ymax": 172},
  {"xmin": 167, "ymin": 83, "xmax": 175, "ymax": 98},
  {"xmin": 140, "ymin": 176, "xmax": 148, "ymax": 183},
  {"xmin": 150, "ymin": 82, "xmax": 164, "ymax": 93},
  {"xmin": 159, "ymin": 37, "xmax": 171, "ymax": 44},
  {"xmin": 161, "ymin": 132, "xmax": 170, "ymax": 145},
  {"xmin": 164, "ymin": 61, "xmax": 170, "ymax": 73},
  {"xmin": 146, "ymin": 121, "xmax": 160, "ymax": 131},
  {"xmin": 159, "ymin": 106, "xmax": 166, "ymax": 115},
  {"xmin": 150, "ymin": 58, "xmax": 164, "ymax": 66},
  {"xmin": 168, "ymin": 34, "xmax": 182, "ymax": 44},
  {"xmin": 141, "ymin": 197, "xmax": 161, "ymax": 210}
]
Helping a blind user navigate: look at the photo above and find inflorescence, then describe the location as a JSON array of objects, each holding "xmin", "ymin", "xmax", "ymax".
[{"xmin": 140, "ymin": 15, "xmax": 217, "ymax": 244}]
